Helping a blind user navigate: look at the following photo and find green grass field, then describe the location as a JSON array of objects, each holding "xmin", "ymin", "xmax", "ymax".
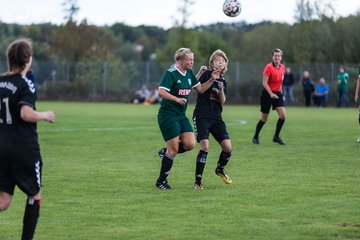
[{"xmin": 1, "ymin": 102, "xmax": 359, "ymax": 240}]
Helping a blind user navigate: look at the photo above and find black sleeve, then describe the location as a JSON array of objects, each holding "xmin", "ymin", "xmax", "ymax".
[
  {"xmin": 199, "ymin": 70, "xmax": 212, "ymax": 84},
  {"xmin": 18, "ymin": 79, "xmax": 36, "ymax": 109},
  {"xmin": 223, "ymin": 79, "xmax": 228, "ymax": 97}
]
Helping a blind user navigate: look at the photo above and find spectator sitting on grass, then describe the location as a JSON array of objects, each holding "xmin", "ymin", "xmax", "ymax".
[{"xmin": 312, "ymin": 77, "xmax": 329, "ymax": 107}]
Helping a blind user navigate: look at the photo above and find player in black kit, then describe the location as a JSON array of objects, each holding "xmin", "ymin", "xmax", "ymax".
[
  {"xmin": 0, "ymin": 39, "xmax": 56, "ymax": 240},
  {"xmin": 192, "ymin": 49, "xmax": 233, "ymax": 189}
]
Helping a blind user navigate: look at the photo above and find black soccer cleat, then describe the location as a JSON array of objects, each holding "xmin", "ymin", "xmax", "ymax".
[
  {"xmin": 252, "ymin": 137, "xmax": 260, "ymax": 144},
  {"xmin": 158, "ymin": 148, "xmax": 166, "ymax": 160},
  {"xmin": 273, "ymin": 136, "xmax": 286, "ymax": 145},
  {"xmin": 156, "ymin": 180, "xmax": 172, "ymax": 190}
]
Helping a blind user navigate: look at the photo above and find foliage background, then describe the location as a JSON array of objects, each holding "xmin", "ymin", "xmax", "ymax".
[{"xmin": 0, "ymin": 0, "xmax": 359, "ymax": 105}]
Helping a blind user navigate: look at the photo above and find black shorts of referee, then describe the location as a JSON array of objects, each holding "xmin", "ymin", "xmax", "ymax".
[{"xmin": 260, "ymin": 89, "xmax": 285, "ymax": 114}]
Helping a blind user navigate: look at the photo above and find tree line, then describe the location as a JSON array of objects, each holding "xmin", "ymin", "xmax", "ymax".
[{"xmin": 0, "ymin": 13, "xmax": 359, "ymax": 66}]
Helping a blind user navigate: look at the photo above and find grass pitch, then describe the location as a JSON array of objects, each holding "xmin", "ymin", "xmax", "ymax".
[{"xmin": 0, "ymin": 102, "xmax": 359, "ymax": 240}]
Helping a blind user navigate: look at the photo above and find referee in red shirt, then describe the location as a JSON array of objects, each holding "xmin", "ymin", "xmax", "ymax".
[{"xmin": 252, "ymin": 48, "xmax": 286, "ymax": 145}]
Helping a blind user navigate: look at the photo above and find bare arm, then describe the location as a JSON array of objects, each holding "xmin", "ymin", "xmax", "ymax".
[
  {"xmin": 20, "ymin": 105, "xmax": 55, "ymax": 123},
  {"xmin": 195, "ymin": 66, "xmax": 207, "ymax": 79},
  {"xmin": 218, "ymin": 82, "xmax": 226, "ymax": 105},
  {"xmin": 194, "ymin": 69, "xmax": 221, "ymax": 94},
  {"xmin": 158, "ymin": 88, "xmax": 187, "ymax": 105},
  {"xmin": 262, "ymin": 75, "xmax": 278, "ymax": 99}
]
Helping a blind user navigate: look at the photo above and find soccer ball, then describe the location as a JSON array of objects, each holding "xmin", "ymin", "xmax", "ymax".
[
  {"xmin": 223, "ymin": 0, "xmax": 242, "ymax": 17},
  {"xmin": 357, "ymin": 138, "xmax": 360, "ymax": 143}
]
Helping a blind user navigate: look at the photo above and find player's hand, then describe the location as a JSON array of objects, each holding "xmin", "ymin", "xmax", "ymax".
[
  {"xmin": 355, "ymin": 95, "xmax": 359, "ymax": 103},
  {"xmin": 271, "ymin": 93, "xmax": 279, "ymax": 99},
  {"xmin": 211, "ymin": 69, "xmax": 221, "ymax": 81},
  {"xmin": 198, "ymin": 66, "xmax": 207, "ymax": 74},
  {"xmin": 44, "ymin": 111, "xmax": 56, "ymax": 123},
  {"xmin": 218, "ymin": 82, "xmax": 224, "ymax": 90},
  {"xmin": 176, "ymin": 98, "xmax": 187, "ymax": 105},
  {"xmin": 195, "ymin": 66, "xmax": 207, "ymax": 79}
]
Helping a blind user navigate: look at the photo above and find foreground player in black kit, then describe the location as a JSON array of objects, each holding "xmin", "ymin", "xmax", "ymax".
[
  {"xmin": 0, "ymin": 39, "xmax": 56, "ymax": 240},
  {"xmin": 192, "ymin": 49, "xmax": 233, "ymax": 189}
]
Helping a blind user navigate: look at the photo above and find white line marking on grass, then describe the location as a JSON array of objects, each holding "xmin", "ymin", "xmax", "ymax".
[
  {"xmin": 39, "ymin": 126, "xmax": 153, "ymax": 132},
  {"xmin": 227, "ymin": 120, "xmax": 247, "ymax": 126}
]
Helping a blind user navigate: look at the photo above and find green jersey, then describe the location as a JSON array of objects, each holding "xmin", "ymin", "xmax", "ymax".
[
  {"xmin": 337, "ymin": 71, "xmax": 349, "ymax": 90},
  {"xmin": 158, "ymin": 65, "xmax": 200, "ymax": 115}
]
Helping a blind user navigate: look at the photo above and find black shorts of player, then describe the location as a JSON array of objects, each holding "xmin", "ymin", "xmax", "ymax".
[
  {"xmin": 0, "ymin": 139, "xmax": 42, "ymax": 196},
  {"xmin": 260, "ymin": 90, "xmax": 285, "ymax": 114},
  {"xmin": 193, "ymin": 117, "xmax": 230, "ymax": 143}
]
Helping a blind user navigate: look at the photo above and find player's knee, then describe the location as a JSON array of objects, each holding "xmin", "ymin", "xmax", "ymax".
[
  {"xmin": 221, "ymin": 139, "xmax": 232, "ymax": 153},
  {"xmin": 261, "ymin": 116, "xmax": 268, "ymax": 122},
  {"xmin": 185, "ymin": 142, "xmax": 195, "ymax": 151},
  {"xmin": 167, "ymin": 148, "xmax": 178, "ymax": 157},
  {"xmin": 201, "ymin": 146, "xmax": 209, "ymax": 152},
  {"xmin": 0, "ymin": 193, "xmax": 12, "ymax": 212},
  {"xmin": 0, "ymin": 202, "xmax": 11, "ymax": 212},
  {"xmin": 223, "ymin": 146, "xmax": 232, "ymax": 153}
]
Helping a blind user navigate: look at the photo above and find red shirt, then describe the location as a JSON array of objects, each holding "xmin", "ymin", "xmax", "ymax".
[{"xmin": 263, "ymin": 63, "xmax": 285, "ymax": 92}]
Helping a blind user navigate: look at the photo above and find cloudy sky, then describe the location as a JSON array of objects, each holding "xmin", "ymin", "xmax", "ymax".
[{"xmin": 1, "ymin": 0, "xmax": 359, "ymax": 28}]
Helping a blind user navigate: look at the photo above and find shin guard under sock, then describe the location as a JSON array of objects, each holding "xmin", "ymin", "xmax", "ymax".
[
  {"xmin": 158, "ymin": 154, "xmax": 174, "ymax": 182},
  {"xmin": 195, "ymin": 150, "xmax": 208, "ymax": 183},
  {"xmin": 217, "ymin": 151, "xmax": 232, "ymax": 169},
  {"xmin": 274, "ymin": 118, "xmax": 285, "ymax": 138},
  {"xmin": 21, "ymin": 199, "xmax": 41, "ymax": 240},
  {"xmin": 254, "ymin": 120, "xmax": 265, "ymax": 139}
]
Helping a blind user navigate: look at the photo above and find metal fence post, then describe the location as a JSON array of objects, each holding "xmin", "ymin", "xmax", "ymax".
[{"xmin": 103, "ymin": 61, "xmax": 108, "ymax": 98}]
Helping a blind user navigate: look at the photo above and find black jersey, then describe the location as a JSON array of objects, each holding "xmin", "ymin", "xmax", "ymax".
[
  {"xmin": 193, "ymin": 69, "xmax": 227, "ymax": 120},
  {"xmin": 0, "ymin": 74, "xmax": 38, "ymax": 144}
]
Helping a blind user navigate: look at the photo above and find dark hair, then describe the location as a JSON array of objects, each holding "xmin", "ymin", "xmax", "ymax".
[
  {"xmin": 272, "ymin": 48, "xmax": 283, "ymax": 56},
  {"xmin": 6, "ymin": 38, "xmax": 32, "ymax": 74}
]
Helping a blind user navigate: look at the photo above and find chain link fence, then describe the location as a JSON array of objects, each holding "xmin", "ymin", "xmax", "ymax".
[{"xmin": 1, "ymin": 60, "xmax": 358, "ymax": 106}]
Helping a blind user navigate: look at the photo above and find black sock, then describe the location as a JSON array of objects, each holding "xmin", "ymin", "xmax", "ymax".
[
  {"xmin": 177, "ymin": 142, "xmax": 186, "ymax": 154},
  {"xmin": 217, "ymin": 151, "xmax": 232, "ymax": 169},
  {"xmin": 358, "ymin": 112, "xmax": 360, "ymax": 125},
  {"xmin": 157, "ymin": 154, "xmax": 174, "ymax": 182},
  {"xmin": 195, "ymin": 150, "xmax": 208, "ymax": 183},
  {"xmin": 22, "ymin": 199, "xmax": 41, "ymax": 240},
  {"xmin": 254, "ymin": 120, "xmax": 265, "ymax": 139},
  {"xmin": 274, "ymin": 118, "xmax": 285, "ymax": 138}
]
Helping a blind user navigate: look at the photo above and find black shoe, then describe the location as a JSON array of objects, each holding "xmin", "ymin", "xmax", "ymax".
[
  {"xmin": 252, "ymin": 137, "xmax": 260, "ymax": 144},
  {"xmin": 273, "ymin": 136, "xmax": 286, "ymax": 145},
  {"xmin": 158, "ymin": 148, "xmax": 166, "ymax": 160},
  {"xmin": 156, "ymin": 180, "xmax": 172, "ymax": 190}
]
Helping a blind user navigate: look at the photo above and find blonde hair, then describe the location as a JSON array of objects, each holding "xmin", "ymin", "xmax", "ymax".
[
  {"xmin": 174, "ymin": 48, "xmax": 193, "ymax": 62},
  {"xmin": 209, "ymin": 49, "xmax": 228, "ymax": 75}
]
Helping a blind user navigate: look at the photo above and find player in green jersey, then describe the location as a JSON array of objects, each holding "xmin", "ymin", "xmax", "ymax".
[{"xmin": 156, "ymin": 48, "xmax": 220, "ymax": 190}]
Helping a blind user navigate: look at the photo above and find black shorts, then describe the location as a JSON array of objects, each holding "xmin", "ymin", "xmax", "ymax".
[
  {"xmin": 193, "ymin": 117, "xmax": 230, "ymax": 143},
  {"xmin": 260, "ymin": 90, "xmax": 284, "ymax": 114},
  {"xmin": 0, "ymin": 139, "xmax": 42, "ymax": 196}
]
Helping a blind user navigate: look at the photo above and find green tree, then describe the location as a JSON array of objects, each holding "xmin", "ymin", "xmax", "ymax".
[{"xmin": 62, "ymin": 0, "xmax": 80, "ymax": 23}]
